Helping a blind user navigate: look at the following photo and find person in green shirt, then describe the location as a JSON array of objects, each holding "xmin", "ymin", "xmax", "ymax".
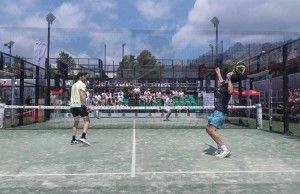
[{"xmin": 70, "ymin": 72, "xmax": 91, "ymax": 145}]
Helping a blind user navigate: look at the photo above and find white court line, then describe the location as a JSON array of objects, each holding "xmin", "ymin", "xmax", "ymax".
[
  {"xmin": 139, "ymin": 170, "xmax": 300, "ymax": 174},
  {"xmin": 1, "ymin": 170, "xmax": 300, "ymax": 177},
  {"xmin": 0, "ymin": 172, "xmax": 130, "ymax": 177},
  {"xmin": 131, "ymin": 119, "xmax": 136, "ymax": 177}
]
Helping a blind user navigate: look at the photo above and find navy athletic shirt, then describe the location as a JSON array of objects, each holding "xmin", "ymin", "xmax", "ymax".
[{"xmin": 214, "ymin": 82, "xmax": 231, "ymax": 114}]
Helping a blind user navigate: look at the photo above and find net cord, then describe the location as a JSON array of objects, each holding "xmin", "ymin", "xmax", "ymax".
[{"xmin": 1, "ymin": 105, "xmax": 257, "ymax": 110}]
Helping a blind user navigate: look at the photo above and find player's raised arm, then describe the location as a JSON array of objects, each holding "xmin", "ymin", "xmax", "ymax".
[
  {"xmin": 226, "ymin": 72, "xmax": 234, "ymax": 95},
  {"xmin": 215, "ymin": 67, "xmax": 224, "ymax": 83}
]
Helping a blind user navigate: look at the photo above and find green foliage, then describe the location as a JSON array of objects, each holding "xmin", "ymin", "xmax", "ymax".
[
  {"xmin": 117, "ymin": 50, "xmax": 161, "ymax": 80},
  {"xmin": 136, "ymin": 50, "xmax": 157, "ymax": 67},
  {"xmin": 56, "ymin": 51, "xmax": 76, "ymax": 70},
  {"xmin": 120, "ymin": 55, "xmax": 136, "ymax": 68}
]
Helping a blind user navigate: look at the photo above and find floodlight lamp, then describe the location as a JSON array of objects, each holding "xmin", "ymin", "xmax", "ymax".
[
  {"xmin": 210, "ymin": 17, "xmax": 219, "ymax": 27},
  {"xmin": 46, "ymin": 13, "xmax": 56, "ymax": 24},
  {"xmin": 4, "ymin": 41, "xmax": 15, "ymax": 48}
]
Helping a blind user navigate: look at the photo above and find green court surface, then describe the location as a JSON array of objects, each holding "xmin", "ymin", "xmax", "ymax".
[{"xmin": 0, "ymin": 120, "xmax": 300, "ymax": 193}]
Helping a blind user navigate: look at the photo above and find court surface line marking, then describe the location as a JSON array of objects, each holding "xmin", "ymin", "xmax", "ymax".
[
  {"xmin": 1, "ymin": 170, "xmax": 300, "ymax": 177},
  {"xmin": 131, "ymin": 119, "xmax": 136, "ymax": 177}
]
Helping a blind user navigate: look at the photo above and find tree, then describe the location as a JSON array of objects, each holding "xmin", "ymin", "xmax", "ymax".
[
  {"xmin": 56, "ymin": 51, "xmax": 76, "ymax": 76},
  {"xmin": 120, "ymin": 55, "xmax": 136, "ymax": 68},
  {"xmin": 56, "ymin": 51, "xmax": 76, "ymax": 69},
  {"xmin": 136, "ymin": 50, "xmax": 156, "ymax": 67},
  {"xmin": 136, "ymin": 50, "xmax": 159, "ymax": 80},
  {"xmin": 117, "ymin": 55, "xmax": 137, "ymax": 79},
  {"xmin": 117, "ymin": 50, "xmax": 161, "ymax": 80}
]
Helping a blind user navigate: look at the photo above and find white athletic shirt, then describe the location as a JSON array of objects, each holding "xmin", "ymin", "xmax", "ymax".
[{"xmin": 165, "ymin": 96, "xmax": 172, "ymax": 106}]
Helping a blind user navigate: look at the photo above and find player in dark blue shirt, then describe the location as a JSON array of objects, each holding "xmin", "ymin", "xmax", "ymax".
[{"xmin": 206, "ymin": 67, "xmax": 236, "ymax": 158}]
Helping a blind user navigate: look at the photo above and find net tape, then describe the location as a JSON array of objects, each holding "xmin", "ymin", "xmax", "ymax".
[{"xmin": 1, "ymin": 105, "xmax": 257, "ymax": 110}]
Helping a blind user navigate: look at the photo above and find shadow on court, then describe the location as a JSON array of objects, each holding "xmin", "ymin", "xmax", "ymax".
[
  {"xmin": 0, "ymin": 126, "xmax": 300, "ymax": 193},
  {"xmin": 203, "ymin": 143, "xmax": 218, "ymax": 156}
]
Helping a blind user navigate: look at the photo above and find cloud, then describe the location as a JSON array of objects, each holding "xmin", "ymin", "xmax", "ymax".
[
  {"xmin": 53, "ymin": 2, "xmax": 86, "ymax": 29},
  {"xmin": 83, "ymin": 0, "xmax": 118, "ymax": 20},
  {"xmin": 88, "ymin": 25, "xmax": 132, "ymax": 63},
  {"xmin": 1, "ymin": 2, "xmax": 22, "ymax": 16},
  {"xmin": 172, "ymin": 0, "xmax": 300, "ymax": 50},
  {"xmin": 23, "ymin": 15, "xmax": 45, "ymax": 29},
  {"xmin": 0, "ymin": 0, "xmax": 38, "ymax": 18},
  {"xmin": 0, "ymin": 28, "xmax": 36, "ymax": 57},
  {"xmin": 0, "ymin": 0, "xmax": 120, "ymax": 61},
  {"xmin": 135, "ymin": 0, "xmax": 171, "ymax": 21}
]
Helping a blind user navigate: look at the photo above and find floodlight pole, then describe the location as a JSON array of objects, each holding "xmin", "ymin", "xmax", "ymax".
[
  {"xmin": 211, "ymin": 17, "xmax": 219, "ymax": 87},
  {"xmin": 210, "ymin": 17, "xmax": 219, "ymax": 65},
  {"xmin": 45, "ymin": 13, "xmax": 55, "ymax": 120},
  {"xmin": 209, "ymin": 44, "xmax": 214, "ymax": 67},
  {"xmin": 208, "ymin": 44, "xmax": 214, "ymax": 91},
  {"xmin": 122, "ymin": 43, "xmax": 126, "ymax": 59},
  {"xmin": 104, "ymin": 44, "xmax": 107, "ymax": 72},
  {"xmin": 4, "ymin": 41, "xmax": 14, "ymax": 66}
]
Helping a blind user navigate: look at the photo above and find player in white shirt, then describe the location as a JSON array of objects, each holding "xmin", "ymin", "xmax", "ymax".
[
  {"xmin": 164, "ymin": 90, "xmax": 173, "ymax": 121},
  {"xmin": 178, "ymin": 90, "xmax": 184, "ymax": 99}
]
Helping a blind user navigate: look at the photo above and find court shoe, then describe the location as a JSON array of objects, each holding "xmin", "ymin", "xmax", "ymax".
[
  {"xmin": 70, "ymin": 139, "xmax": 80, "ymax": 145},
  {"xmin": 79, "ymin": 137, "xmax": 91, "ymax": 146},
  {"xmin": 214, "ymin": 148, "xmax": 222, "ymax": 155},
  {"xmin": 215, "ymin": 150, "xmax": 231, "ymax": 158}
]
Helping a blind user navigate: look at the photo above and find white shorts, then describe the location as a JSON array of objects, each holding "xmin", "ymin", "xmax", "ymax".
[{"xmin": 164, "ymin": 106, "xmax": 171, "ymax": 112}]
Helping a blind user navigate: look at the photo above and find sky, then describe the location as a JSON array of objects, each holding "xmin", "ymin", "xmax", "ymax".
[{"xmin": 0, "ymin": 0, "xmax": 300, "ymax": 65}]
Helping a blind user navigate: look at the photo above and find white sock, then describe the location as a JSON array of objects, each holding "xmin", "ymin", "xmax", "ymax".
[
  {"xmin": 221, "ymin": 145, "xmax": 228, "ymax": 151},
  {"xmin": 217, "ymin": 144, "xmax": 222, "ymax": 149}
]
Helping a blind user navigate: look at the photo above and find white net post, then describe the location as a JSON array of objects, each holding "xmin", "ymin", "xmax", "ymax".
[
  {"xmin": 256, "ymin": 104, "xmax": 263, "ymax": 129},
  {"xmin": 11, "ymin": 76, "xmax": 16, "ymax": 126},
  {"xmin": 0, "ymin": 103, "xmax": 5, "ymax": 128}
]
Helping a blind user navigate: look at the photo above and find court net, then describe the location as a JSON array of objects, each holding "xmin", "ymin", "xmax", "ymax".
[{"xmin": 0, "ymin": 105, "xmax": 262, "ymax": 130}]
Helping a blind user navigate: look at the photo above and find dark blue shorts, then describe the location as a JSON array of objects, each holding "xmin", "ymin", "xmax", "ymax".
[{"xmin": 208, "ymin": 110, "xmax": 226, "ymax": 129}]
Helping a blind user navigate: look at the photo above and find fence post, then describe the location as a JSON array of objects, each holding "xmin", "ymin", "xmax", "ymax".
[
  {"xmin": 282, "ymin": 44, "xmax": 290, "ymax": 135},
  {"xmin": 0, "ymin": 53, "xmax": 3, "ymax": 70},
  {"xmin": 11, "ymin": 76, "xmax": 16, "ymax": 126},
  {"xmin": 35, "ymin": 66, "xmax": 40, "ymax": 122},
  {"xmin": 256, "ymin": 103, "xmax": 263, "ymax": 129},
  {"xmin": 0, "ymin": 103, "xmax": 4, "ymax": 128},
  {"xmin": 19, "ymin": 60, "xmax": 25, "ymax": 125}
]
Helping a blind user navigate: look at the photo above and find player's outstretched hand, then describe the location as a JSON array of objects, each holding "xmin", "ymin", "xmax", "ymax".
[
  {"xmin": 215, "ymin": 67, "xmax": 221, "ymax": 75},
  {"xmin": 226, "ymin": 72, "xmax": 234, "ymax": 80}
]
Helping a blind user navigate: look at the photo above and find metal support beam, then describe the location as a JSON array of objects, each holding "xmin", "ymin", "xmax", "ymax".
[{"xmin": 282, "ymin": 44, "xmax": 290, "ymax": 135}]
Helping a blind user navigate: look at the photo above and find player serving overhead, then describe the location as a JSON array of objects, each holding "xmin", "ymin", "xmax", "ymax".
[{"xmin": 205, "ymin": 65, "xmax": 241, "ymax": 158}]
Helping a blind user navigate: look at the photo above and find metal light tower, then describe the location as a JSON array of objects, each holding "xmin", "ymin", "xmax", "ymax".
[
  {"xmin": 210, "ymin": 16, "xmax": 219, "ymax": 67},
  {"xmin": 4, "ymin": 41, "xmax": 15, "ymax": 66},
  {"xmin": 122, "ymin": 43, "xmax": 126, "ymax": 60},
  {"xmin": 209, "ymin": 44, "xmax": 214, "ymax": 67},
  {"xmin": 45, "ymin": 13, "xmax": 56, "ymax": 119},
  {"xmin": 4, "ymin": 40, "xmax": 15, "ymax": 56},
  {"xmin": 104, "ymin": 44, "xmax": 107, "ymax": 72}
]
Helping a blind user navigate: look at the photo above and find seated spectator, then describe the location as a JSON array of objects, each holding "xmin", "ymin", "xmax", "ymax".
[
  {"xmin": 156, "ymin": 90, "xmax": 162, "ymax": 99},
  {"xmin": 118, "ymin": 90, "xmax": 124, "ymax": 105},
  {"xmin": 178, "ymin": 90, "xmax": 185, "ymax": 99}
]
